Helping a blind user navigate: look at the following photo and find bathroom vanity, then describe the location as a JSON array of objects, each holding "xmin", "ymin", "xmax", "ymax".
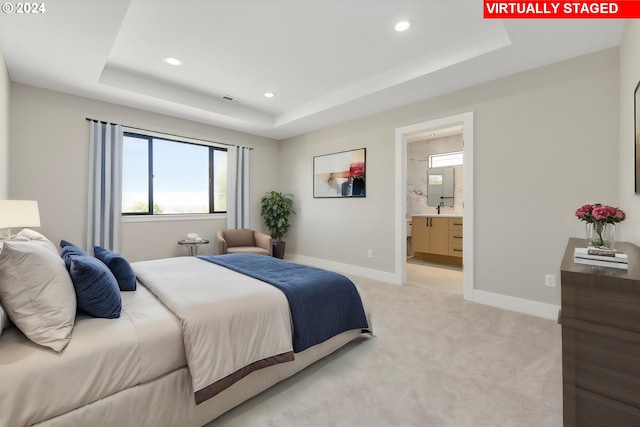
[{"xmin": 411, "ymin": 215, "xmax": 462, "ymax": 266}]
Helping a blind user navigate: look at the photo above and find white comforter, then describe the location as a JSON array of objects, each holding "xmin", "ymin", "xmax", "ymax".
[
  {"xmin": 0, "ymin": 284, "xmax": 186, "ymax": 427},
  {"xmin": 132, "ymin": 257, "xmax": 294, "ymax": 403}
]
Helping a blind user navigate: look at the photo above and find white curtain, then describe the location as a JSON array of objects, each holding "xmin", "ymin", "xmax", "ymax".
[
  {"xmin": 227, "ymin": 146, "xmax": 251, "ymax": 229},
  {"xmin": 87, "ymin": 121, "xmax": 123, "ymax": 252}
]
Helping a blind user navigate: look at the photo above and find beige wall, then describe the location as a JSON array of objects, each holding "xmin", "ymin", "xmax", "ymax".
[
  {"xmin": 6, "ymin": 47, "xmax": 624, "ymax": 307},
  {"xmin": 9, "ymin": 84, "xmax": 280, "ymax": 261},
  {"xmin": 0, "ymin": 48, "xmax": 9, "ymax": 199},
  {"xmin": 619, "ymin": 21, "xmax": 640, "ymax": 245},
  {"xmin": 281, "ymin": 48, "xmax": 619, "ymax": 306}
]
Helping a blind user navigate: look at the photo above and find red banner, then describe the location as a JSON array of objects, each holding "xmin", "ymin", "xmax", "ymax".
[{"xmin": 484, "ymin": 1, "xmax": 640, "ymax": 18}]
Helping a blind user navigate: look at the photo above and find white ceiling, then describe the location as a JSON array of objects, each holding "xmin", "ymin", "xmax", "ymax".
[{"xmin": 0, "ymin": 1, "xmax": 624, "ymax": 140}]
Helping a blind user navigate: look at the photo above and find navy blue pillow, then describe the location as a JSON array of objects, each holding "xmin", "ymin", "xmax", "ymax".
[
  {"xmin": 94, "ymin": 246, "xmax": 136, "ymax": 291},
  {"xmin": 60, "ymin": 239, "xmax": 88, "ymax": 251},
  {"xmin": 60, "ymin": 240, "xmax": 90, "ymax": 267},
  {"xmin": 67, "ymin": 255, "xmax": 121, "ymax": 319}
]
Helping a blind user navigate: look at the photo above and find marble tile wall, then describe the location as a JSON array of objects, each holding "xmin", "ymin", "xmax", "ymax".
[{"xmin": 407, "ymin": 134, "xmax": 463, "ymax": 217}]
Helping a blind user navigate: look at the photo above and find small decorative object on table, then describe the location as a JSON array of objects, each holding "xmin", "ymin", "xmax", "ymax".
[
  {"xmin": 575, "ymin": 203, "xmax": 626, "ymax": 250},
  {"xmin": 178, "ymin": 233, "xmax": 210, "ymax": 256},
  {"xmin": 573, "ymin": 247, "xmax": 628, "ymax": 270}
]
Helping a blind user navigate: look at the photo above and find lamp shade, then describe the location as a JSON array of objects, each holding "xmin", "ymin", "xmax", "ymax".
[{"xmin": 0, "ymin": 200, "xmax": 41, "ymax": 229}]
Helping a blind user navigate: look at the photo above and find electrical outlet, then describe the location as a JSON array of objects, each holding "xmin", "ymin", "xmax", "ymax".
[
  {"xmin": 367, "ymin": 249, "xmax": 373, "ymax": 258},
  {"xmin": 545, "ymin": 274, "xmax": 556, "ymax": 287}
]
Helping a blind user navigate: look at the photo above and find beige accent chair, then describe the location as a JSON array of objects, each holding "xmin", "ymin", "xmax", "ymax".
[{"xmin": 216, "ymin": 229, "xmax": 272, "ymax": 256}]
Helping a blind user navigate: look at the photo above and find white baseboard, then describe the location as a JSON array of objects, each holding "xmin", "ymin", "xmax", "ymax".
[
  {"xmin": 473, "ymin": 289, "xmax": 560, "ymax": 321},
  {"xmin": 286, "ymin": 254, "xmax": 559, "ymax": 320},
  {"xmin": 286, "ymin": 253, "xmax": 400, "ymax": 285}
]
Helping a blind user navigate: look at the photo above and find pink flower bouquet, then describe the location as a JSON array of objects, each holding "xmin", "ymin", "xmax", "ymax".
[{"xmin": 575, "ymin": 203, "xmax": 626, "ymax": 248}]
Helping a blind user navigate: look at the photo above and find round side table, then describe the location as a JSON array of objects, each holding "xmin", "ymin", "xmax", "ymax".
[{"xmin": 178, "ymin": 239, "xmax": 210, "ymax": 256}]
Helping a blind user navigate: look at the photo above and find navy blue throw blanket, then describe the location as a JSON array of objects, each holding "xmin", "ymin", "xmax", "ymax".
[{"xmin": 198, "ymin": 254, "xmax": 369, "ymax": 352}]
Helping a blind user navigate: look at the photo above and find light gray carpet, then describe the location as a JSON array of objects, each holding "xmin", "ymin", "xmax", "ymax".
[{"xmin": 205, "ymin": 276, "xmax": 563, "ymax": 427}]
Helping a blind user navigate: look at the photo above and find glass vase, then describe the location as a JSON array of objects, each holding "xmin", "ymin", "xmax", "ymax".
[{"xmin": 586, "ymin": 222, "xmax": 616, "ymax": 249}]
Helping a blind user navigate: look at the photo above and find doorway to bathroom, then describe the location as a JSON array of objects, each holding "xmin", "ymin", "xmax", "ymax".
[
  {"xmin": 406, "ymin": 127, "xmax": 464, "ymax": 295},
  {"xmin": 394, "ymin": 112, "xmax": 474, "ymax": 300}
]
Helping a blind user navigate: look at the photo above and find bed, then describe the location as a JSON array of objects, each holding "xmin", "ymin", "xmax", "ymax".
[{"xmin": 0, "ymin": 231, "xmax": 372, "ymax": 427}]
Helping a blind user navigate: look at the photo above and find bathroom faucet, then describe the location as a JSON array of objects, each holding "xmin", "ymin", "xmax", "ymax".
[{"xmin": 437, "ymin": 201, "xmax": 444, "ymax": 214}]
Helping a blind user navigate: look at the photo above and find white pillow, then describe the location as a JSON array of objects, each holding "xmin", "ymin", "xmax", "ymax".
[
  {"xmin": 0, "ymin": 242, "xmax": 9, "ymax": 335},
  {"xmin": 15, "ymin": 228, "xmax": 57, "ymax": 254},
  {"xmin": 0, "ymin": 301, "xmax": 11, "ymax": 334},
  {"xmin": 0, "ymin": 241, "xmax": 76, "ymax": 351}
]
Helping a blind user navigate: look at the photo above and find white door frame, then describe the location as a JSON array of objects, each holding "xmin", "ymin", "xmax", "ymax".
[{"xmin": 394, "ymin": 112, "xmax": 474, "ymax": 300}]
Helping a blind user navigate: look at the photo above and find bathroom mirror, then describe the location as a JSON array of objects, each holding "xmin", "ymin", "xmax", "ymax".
[{"xmin": 427, "ymin": 167, "xmax": 454, "ymax": 207}]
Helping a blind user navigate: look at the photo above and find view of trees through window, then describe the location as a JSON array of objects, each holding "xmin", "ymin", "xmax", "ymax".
[{"xmin": 122, "ymin": 132, "xmax": 227, "ymax": 214}]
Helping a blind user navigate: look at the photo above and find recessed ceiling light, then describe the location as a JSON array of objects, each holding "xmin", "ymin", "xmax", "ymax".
[
  {"xmin": 163, "ymin": 56, "xmax": 183, "ymax": 66},
  {"xmin": 264, "ymin": 92, "xmax": 275, "ymax": 98},
  {"xmin": 429, "ymin": 133, "xmax": 436, "ymax": 137},
  {"xmin": 394, "ymin": 21, "xmax": 411, "ymax": 32}
]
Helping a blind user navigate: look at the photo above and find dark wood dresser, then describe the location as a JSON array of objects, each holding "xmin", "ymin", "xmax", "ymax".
[{"xmin": 560, "ymin": 238, "xmax": 640, "ymax": 426}]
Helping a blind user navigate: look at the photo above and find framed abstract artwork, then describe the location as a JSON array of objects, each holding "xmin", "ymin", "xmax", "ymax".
[{"xmin": 313, "ymin": 148, "xmax": 366, "ymax": 198}]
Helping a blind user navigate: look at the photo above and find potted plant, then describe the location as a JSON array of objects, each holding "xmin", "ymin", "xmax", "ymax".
[{"xmin": 260, "ymin": 191, "xmax": 295, "ymax": 259}]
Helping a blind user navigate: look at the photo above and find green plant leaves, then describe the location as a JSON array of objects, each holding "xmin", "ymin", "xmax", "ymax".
[{"xmin": 260, "ymin": 191, "xmax": 295, "ymax": 240}]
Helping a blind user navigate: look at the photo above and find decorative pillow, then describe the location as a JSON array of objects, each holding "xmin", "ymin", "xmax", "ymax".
[
  {"xmin": 0, "ymin": 241, "xmax": 76, "ymax": 351},
  {"xmin": 0, "ymin": 243, "xmax": 7, "ymax": 336},
  {"xmin": 67, "ymin": 254, "xmax": 121, "ymax": 319},
  {"xmin": 0, "ymin": 302, "xmax": 12, "ymax": 334},
  {"xmin": 15, "ymin": 228, "xmax": 57, "ymax": 254},
  {"xmin": 0, "ymin": 243, "xmax": 13, "ymax": 335},
  {"xmin": 60, "ymin": 239, "xmax": 81, "ymax": 248},
  {"xmin": 60, "ymin": 239, "xmax": 89, "ymax": 253},
  {"xmin": 94, "ymin": 246, "xmax": 137, "ymax": 291},
  {"xmin": 60, "ymin": 240, "xmax": 90, "ymax": 267}
]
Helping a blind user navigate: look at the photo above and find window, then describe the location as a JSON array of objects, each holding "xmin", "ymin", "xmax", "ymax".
[
  {"xmin": 122, "ymin": 132, "xmax": 227, "ymax": 215},
  {"xmin": 428, "ymin": 151, "xmax": 463, "ymax": 168}
]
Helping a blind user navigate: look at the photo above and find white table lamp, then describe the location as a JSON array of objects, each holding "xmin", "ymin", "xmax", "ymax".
[{"xmin": 0, "ymin": 200, "xmax": 41, "ymax": 239}]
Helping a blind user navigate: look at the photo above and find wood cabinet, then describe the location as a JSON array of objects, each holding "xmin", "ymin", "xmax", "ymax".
[
  {"xmin": 559, "ymin": 238, "xmax": 640, "ymax": 427},
  {"xmin": 412, "ymin": 216, "xmax": 462, "ymax": 266},
  {"xmin": 412, "ymin": 216, "xmax": 448, "ymax": 255},
  {"xmin": 448, "ymin": 218, "xmax": 463, "ymax": 257}
]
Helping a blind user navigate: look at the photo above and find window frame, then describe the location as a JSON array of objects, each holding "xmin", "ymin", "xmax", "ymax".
[
  {"xmin": 428, "ymin": 151, "xmax": 463, "ymax": 168},
  {"xmin": 121, "ymin": 131, "xmax": 228, "ymax": 216}
]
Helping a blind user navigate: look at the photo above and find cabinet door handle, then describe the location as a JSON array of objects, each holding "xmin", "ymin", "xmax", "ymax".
[
  {"xmin": 453, "ymin": 249, "xmax": 463, "ymax": 252},
  {"xmin": 430, "ymin": 218, "xmax": 433, "ymax": 227},
  {"xmin": 453, "ymin": 236, "xmax": 462, "ymax": 239},
  {"xmin": 453, "ymin": 222, "xmax": 463, "ymax": 226}
]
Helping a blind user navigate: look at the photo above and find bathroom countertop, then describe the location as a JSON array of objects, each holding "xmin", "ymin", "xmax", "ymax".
[{"xmin": 410, "ymin": 214, "xmax": 462, "ymax": 218}]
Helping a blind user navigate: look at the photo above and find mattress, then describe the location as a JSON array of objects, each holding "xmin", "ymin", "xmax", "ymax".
[{"xmin": 0, "ymin": 284, "xmax": 185, "ymax": 427}]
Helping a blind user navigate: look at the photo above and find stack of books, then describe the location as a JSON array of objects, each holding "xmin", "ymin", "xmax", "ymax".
[{"xmin": 574, "ymin": 247, "xmax": 628, "ymax": 270}]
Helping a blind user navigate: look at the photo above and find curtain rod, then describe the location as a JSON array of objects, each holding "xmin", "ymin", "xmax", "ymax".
[{"xmin": 85, "ymin": 118, "xmax": 253, "ymax": 150}]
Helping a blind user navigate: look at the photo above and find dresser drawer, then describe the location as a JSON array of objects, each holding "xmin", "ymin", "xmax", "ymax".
[
  {"xmin": 561, "ymin": 280, "xmax": 640, "ymax": 333},
  {"xmin": 562, "ymin": 326, "xmax": 640, "ymax": 409}
]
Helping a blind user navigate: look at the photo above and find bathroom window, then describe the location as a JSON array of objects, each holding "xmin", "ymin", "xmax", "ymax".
[{"xmin": 429, "ymin": 151, "xmax": 463, "ymax": 168}]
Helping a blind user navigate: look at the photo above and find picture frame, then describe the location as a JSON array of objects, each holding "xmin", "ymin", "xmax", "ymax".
[
  {"xmin": 313, "ymin": 148, "xmax": 366, "ymax": 198},
  {"xmin": 636, "ymin": 80, "xmax": 640, "ymax": 193}
]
